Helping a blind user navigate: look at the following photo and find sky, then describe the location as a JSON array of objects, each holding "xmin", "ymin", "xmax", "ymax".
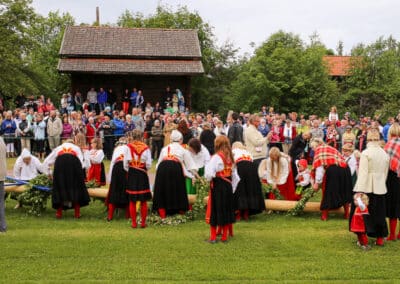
[{"xmin": 31, "ymin": 0, "xmax": 400, "ymax": 56}]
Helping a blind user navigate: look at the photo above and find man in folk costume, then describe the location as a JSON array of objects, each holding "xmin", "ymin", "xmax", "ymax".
[
  {"xmin": 106, "ymin": 137, "xmax": 130, "ymax": 221},
  {"xmin": 352, "ymin": 129, "xmax": 389, "ymax": 246},
  {"xmin": 383, "ymin": 123, "xmax": 400, "ymax": 241},
  {"xmin": 232, "ymin": 142, "xmax": 265, "ymax": 220},
  {"xmin": 205, "ymin": 136, "xmax": 239, "ymax": 243},
  {"xmin": 152, "ymin": 130, "xmax": 197, "ymax": 218},
  {"xmin": 124, "ymin": 130, "xmax": 152, "ymax": 228},
  {"xmin": 43, "ymin": 139, "xmax": 90, "ymax": 219},
  {"xmin": 310, "ymin": 138, "xmax": 353, "ymax": 221}
]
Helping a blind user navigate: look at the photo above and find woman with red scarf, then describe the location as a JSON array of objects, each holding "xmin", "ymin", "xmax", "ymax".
[
  {"xmin": 125, "ymin": 130, "xmax": 152, "ymax": 228},
  {"xmin": 205, "ymin": 136, "xmax": 239, "ymax": 243},
  {"xmin": 311, "ymin": 138, "xmax": 353, "ymax": 221},
  {"xmin": 384, "ymin": 123, "xmax": 400, "ymax": 241}
]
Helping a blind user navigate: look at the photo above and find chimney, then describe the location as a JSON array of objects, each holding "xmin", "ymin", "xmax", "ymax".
[{"xmin": 96, "ymin": 7, "xmax": 100, "ymax": 26}]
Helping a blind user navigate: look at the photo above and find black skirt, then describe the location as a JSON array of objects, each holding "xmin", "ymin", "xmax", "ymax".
[
  {"xmin": 233, "ymin": 160, "xmax": 265, "ymax": 215},
  {"xmin": 366, "ymin": 193, "xmax": 388, "ymax": 238},
  {"xmin": 126, "ymin": 167, "xmax": 152, "ymax": 202},
  {"xmin": 386, "ymin": 170, "xmax": 400, "ymax": 218},
  {"xmin": 320, "ymin": 165, "xmax": 353, "ymax": 210},
  {"xmin": 210, "ymin": 177, "xmax": 235, "ymax": 226},
  {"xmin": 107, "ymin": 161, "xmax": 129, "ymax": 208},
  {"xmin": 52, "ymin": 154, "xmax": 90, "ymax": 210},
  {"xmin": 152, "ymin": 160, "xmax": 189, "ymax": 214}
]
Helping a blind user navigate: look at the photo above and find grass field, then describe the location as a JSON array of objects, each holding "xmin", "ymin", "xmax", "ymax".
[{"xmin": 1, "ymin": 159, "xmax": 400, "ymax": 283}]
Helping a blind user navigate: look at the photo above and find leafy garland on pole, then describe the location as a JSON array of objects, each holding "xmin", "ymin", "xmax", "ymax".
[
  {"xmin": 146, "ymin": 177, "xmax": 210, "ymax": 226},
  {"xmin": 261, "ymin": 183, "xmax": 283, "ymax": 200},
  {"xmin": 287, "ymin": 187, "xmax": 315, "ymax": 216},
  {"xmin": 17, "ymin": 174, "xmax": 52, "ymax": 216}
]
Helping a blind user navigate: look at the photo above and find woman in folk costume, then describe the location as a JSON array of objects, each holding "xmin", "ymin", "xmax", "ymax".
[
  {"xmin": 205, "ymin": 135, "xmax": 239, "ymax": 243},
  {"xmin": 124, "ymin": 130, "xmax": 152, "ymax": 228},
  {"xmin": 106, "ymin": 137, "xmax": 130, "ymax": 221},
  {"xmin": 13, "ymin": 149, "xmax": 45, "ymax": 208},
  {"xmin": 259, "ymin": 147, "xmax": 299, "ymax": 201},
  {"xmin": 352, "ymin": 128, "xmax": 389, "ymax": 246},
  {"xmin": 187, "ymin": 138, "xmax": 209, "ymax": 194},
  {"xmin": 153, "ymin": 130, "xmax": 197, "ymax": 218},
  {"xmin": 311, "ymin": 138, "xmax": 354, "ymax": 221},
  {"xmin": 232, "ymin": 142, "xmax": 265, "ymax": 220},
  {"xmin": 383, "ymin": 123, "xmax": 400, "ymax": 241},
  {"xmin": 86, "ymin": 138, "xmax": 106, "ymax": 186},
  {"xmin": 43, "ymin": 139, "xmax": 90, "ymax": 219}
]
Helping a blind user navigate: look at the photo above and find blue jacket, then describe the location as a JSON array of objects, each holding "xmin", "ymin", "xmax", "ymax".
[
  {"xmin": 113, "ymin": 118, "xmax": 125, "ymax": 137},
  {"xmin": 97, "ymin": 91, "xmax": 108, "ymax": 104},
  {"xmin": 1, "ymin": 119, "xmax": 16, "ymax": 135},
  {"xmin": 383, "ymin": 123, "xmax": 391, "ymax": 142}
]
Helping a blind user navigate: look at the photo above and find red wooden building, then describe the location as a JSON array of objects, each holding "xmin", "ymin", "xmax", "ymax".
[{"xmin": 58, "ymin": 26, "xmax": 204, "ymax": 108}]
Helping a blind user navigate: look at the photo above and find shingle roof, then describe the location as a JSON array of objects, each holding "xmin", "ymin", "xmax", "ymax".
[
  {"xmin": 58, "ymin": 58, "xmax": 204, "ymax": 75},
  {"xmin": 323, "ymin": 56, "xmax": 353, "ymax": 76},
  {"xmin": 60, "ymin": 26, "xmax": 202, "ymax": 59}
]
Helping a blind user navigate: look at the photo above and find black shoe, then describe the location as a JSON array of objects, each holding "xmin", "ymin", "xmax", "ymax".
[{"xmin": 205, "ymin": 239, "xmax": 217, "ymax": 244}]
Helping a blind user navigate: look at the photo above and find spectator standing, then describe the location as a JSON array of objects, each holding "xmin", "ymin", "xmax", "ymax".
[
  {"xmin": 244, "ymin": 114, "xmax": 271, "ymax": 168},
  {"xmin": 228, "ymin": 112, "xmax": 244, "ymax": 145},
  {"xmin": 135, "ymin": 90, "xmax": 144, "ymax": 111},
  {"xmin": 99, "ymin": 114, "xmax": 115, "ymax": 160},
  {"xmin": 61, "ymin": 116, "xmax": 73, "ymax": 142},
  {"xmin": 47, "ymin": 110, "xmax": 62, "ymax": 151},
  {"xmin": 87, "ymin": 87, "xmax": 98, "ymax": 113},
  {"xmin": 1, "ymin": 111, "xmax": 17, "ymax": 158},
  {"xmin": 33, "ymin": 114, "xmax": 46, "ymax": 160},
  {"xmin": 130, "ymin": 88, "xmax": 138, "ymax": 110},
  {"xmin": 131, "ymin": 108, "xmax": 144, "ymax": 132},
  {"xmin": 0, "ymin": 137, "xmax": 6, "ymax": 233},
  {"xmin": 151, "ymin": 119, "xmax": 163, "ymax": 159},
  {"xmin": 17, "ymin": 112, "xmax": 32, "ymax": 152},
  {"xmin": 97, "ymin": 87, "xmax": 108, "ymax": 112}
]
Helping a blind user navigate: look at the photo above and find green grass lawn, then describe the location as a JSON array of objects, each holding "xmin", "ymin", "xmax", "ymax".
[{"xmin": 2, "ymin": 159, "xmax": 400, "ymax": 283}]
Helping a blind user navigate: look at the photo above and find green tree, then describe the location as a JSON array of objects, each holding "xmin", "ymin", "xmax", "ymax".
[
  {"xmin": 345, "ymin": 36, "xmax": 400, "ymax": 118},
  {"xmin": 0, "ymin": 0, "xmax": 38, "ymax": 102},
  {"xmin": 27, "ymin": 11, "xmax": 75, "ymax": 101},
  {"xmin": 227, "ymin": 31, "xmax": 338, "ymax": 115}
]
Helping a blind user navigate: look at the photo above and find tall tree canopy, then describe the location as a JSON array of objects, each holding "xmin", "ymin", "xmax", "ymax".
[
  {"xmin": 344, "ymin": 36, "xmax": 400, "ymax": 118},
  {"xmin": 226, "ymin": 31, "xmax": 338, "ymax": 115},
  {"xmin": 0, "ymin": 0, "xmax": 37, "ymax": 98}
]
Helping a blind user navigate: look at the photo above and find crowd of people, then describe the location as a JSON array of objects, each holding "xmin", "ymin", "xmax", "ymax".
[{"xmin": 0, "ymin": 92, "xmax": 399, "ymax": 250}]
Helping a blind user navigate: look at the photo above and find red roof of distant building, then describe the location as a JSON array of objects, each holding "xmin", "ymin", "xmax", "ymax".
[{"xmin": 323, "ymin": 56, "xmax": 353, "ymax": 76}]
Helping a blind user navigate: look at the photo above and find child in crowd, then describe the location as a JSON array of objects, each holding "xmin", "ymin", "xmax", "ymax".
[{"xmin": 328, "ymin": 106, "xmax": 339, "ymax": 122}]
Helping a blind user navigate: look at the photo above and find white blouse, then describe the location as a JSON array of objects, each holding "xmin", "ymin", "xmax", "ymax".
[
  {"xmin": 13, "ymin": 155, "xmax": 44, "ymax": 180},
  {"xmin": 157, "ymin": 142, "xmax": 196, "ymax": 178},
  {"xmin": 190, "ymin": 145, "xmax": 211, "ymax": 169},
  {"xmin": 43, "ymin": 143, "xmax": 85, "ymax": 174}
]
